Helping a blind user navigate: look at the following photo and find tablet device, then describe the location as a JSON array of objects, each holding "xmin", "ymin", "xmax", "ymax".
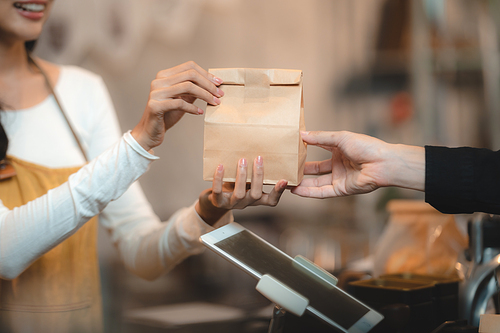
[{"xmin": 200, "ymin": 222, "xmax": 383, "ymax": 333}]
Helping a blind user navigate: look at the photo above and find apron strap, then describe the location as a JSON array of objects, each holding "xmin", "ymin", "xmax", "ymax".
[{"xmin": 28, "ymin": 56, "xmax": 89, "ymax": 162}]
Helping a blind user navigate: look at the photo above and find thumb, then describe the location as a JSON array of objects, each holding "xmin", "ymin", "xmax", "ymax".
[{"xmin": 300, "ymin": 131, "xmax": 347, "ymax": 148}]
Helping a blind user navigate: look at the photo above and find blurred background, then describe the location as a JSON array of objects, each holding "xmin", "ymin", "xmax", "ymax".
[{"xmin": 33, "ymin": 0, "xmax": 500, "ymax": 331}]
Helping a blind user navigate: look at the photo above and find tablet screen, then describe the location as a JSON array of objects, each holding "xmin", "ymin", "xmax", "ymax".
[{"xmin": 215, "ymin": 230, "xmax": 370, "ymax": 329}]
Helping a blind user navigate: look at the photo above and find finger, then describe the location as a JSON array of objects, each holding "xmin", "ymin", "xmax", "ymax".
[
  {"xmin": 260, "ymin": 180, "xmax": 287, "ymax": 206},
  {"xmin": 303, "ymin": 160, "xmax": 333, "ymax": 175},
  {"xmin": 157, "ymin": 61, "xmax": 223, "ymax": 86},
  {"xmin": 300, "ymin": 131, "xmax": 349, "ymax": 147},
  {"xmin": 152, "ymin": 82, "xmax": 221, "ymax": 106},
  {"xmin": 295, "ymin": 173, "xmax": 333, "ymax": 188},
  {"xmin": 290, "ymin": 184, "xmax": 338, "ymax": 198},
  {"xmin": 153, "ymin": 69, "xmax": 224, "ymax": 98},
  {"xmin": 250, "ymin": 156, "xmax": 264, "ymax": 201},
  {"xmin": 148, "ymin": 98, "xmax": 203, "ymax": 116},
  {"xmin": 232, "ymin": 158, "xmax": 248, "ymax": 201},
  {"xmin": 211, "ymin": 164, "xmax": 225, "ymax": 206},
  {"xmin": 212, "ymin": 164, "xmax": 224, "ymax": 193}
]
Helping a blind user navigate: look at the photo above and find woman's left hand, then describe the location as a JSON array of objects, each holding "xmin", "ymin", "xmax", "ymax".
[{"xmin": 195, "ymin": 156, "xmax": 288, "ymax": 226}]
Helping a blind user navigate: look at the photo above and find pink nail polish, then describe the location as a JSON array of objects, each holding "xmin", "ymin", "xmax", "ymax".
[
  {"xmin": 213, "ymin": 77, "xmax": 223, "ymax": 85},
  {"xmin": 240, "ymin": 158, "xmax": 247, "ymax": 167},
  {"xmin": 198, "ymin": 108, "xmax": 204, "ymax": 114},
  {"xmin": 217, "ymin": 164, "xmax": 224, "ymax": 173},
  {"xmin": 217, "ymin": 88, "xmax": 224, "ymax": 97},
  {"xmin": 256, "ymin": 156, "xmax": 263, "ymax": 166},
  {"xmin": 213, "ymin": 96, "xmax": 221, "ymax": 105}
]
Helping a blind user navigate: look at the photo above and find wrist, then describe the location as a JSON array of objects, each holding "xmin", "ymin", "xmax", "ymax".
[
  {"xmin": 196, "ymin": 189, "xmax": 229, "ymax": 226},
  {"xmin": 385, "ymin": 143, "xmax": 425, "ymax": 191},
  {"xmin": 131, "ymin": 126, "xmax": 154, "ymax": 153}
]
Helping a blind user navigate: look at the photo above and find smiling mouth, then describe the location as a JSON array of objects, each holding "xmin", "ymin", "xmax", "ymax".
[{"xmin": 13, "ymin": 2, "xmax": 46, "ymax": 13}]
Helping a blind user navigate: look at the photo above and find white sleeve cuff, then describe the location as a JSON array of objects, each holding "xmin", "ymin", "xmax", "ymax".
[
  {"xmin": 159, "ymin": 202, "xmax": 234, "ymax": 264},
  {"xmin": 124, "ymin": 130, "xmax": 160, "ymax": 160}
]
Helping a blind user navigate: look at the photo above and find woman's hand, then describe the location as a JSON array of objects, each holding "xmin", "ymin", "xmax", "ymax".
[
  {"xmin": 131, "ymin": 61, "xmax": 224, "ymax": 152},
  {"xmin": 290, "ymin": 131, "xmax": 425, "ymax": 198},
  {"xmin": 196, "ymin": 156, "xmax": 288, "ymax": 226}
]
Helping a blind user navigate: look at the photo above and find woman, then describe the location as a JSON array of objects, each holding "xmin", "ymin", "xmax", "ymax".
[{"xmin": 0, "ymin": 1, "xmax": 288, "ymax": 332}]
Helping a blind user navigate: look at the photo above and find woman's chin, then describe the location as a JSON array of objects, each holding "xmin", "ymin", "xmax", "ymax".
[{"xmin": 14, "ymin": 24, "xmax": 43, "ymax": 44}]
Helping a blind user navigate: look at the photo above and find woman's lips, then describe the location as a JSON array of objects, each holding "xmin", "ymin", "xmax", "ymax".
[{"xmin": 13, "ymin": 2, "xmax": 47, "ymax": 21}]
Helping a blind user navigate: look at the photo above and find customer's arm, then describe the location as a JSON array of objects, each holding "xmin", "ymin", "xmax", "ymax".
[
  {"xmin": 291, "ymin": 130, "xmax": 500, "ymax": 215},
  {"xmin": 291, "ymin": 131, "xmax": 425, "ymax": 198},
  {"xmin": 425, "ymin": 146, "xmax": 500, "ymax": 214}
]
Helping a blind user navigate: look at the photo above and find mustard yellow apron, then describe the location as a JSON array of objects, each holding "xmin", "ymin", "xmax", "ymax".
[{"xmin": 0, "ymin": 156, "xmax": 103, "ymax": 333}]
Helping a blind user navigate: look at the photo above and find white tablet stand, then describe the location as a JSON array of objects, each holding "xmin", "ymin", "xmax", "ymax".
[{"xmin": 255, "ymin": 255, "xmax": 338, "ymax": 333}]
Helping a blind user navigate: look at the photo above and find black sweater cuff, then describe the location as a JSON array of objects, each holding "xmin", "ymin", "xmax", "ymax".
[{"xmin": 425, "ymin": 146, "xmax": 500, "ymax": 214}]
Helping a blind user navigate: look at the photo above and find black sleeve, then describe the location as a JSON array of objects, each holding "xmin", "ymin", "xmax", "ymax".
[{"xmin": 425, "ymin": 146, "xmax": 500, "ymax": 215}]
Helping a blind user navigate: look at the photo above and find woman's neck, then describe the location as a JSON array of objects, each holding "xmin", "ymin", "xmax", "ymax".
[
  {"xmin": 0, "ymin": 42, "xmax": 56, "ymax": 110},
  {"xmin": 0, "ymin": 40, "xmax": 31, "ymax": 77}
]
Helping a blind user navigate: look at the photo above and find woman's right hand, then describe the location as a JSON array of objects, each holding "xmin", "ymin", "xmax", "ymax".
[{"xmin": 131, "ymin": 61, "xmax": 224, "ymax": 152}]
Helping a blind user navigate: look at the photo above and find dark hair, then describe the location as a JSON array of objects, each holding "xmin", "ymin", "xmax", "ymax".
[
  {"xmin": 0, "ymin": 96, "xmax": 6, "ymax": 162},
  {"xmin": 0, "ymin": 112, "xmax": 7, "ymax": 161},
  {"xmin": 25, "ymin": 40, "xmax": 37, "ymax": 53},
  {"xmin": 0, "ymin": 40, "xmax": 37, "ymax": 160}
]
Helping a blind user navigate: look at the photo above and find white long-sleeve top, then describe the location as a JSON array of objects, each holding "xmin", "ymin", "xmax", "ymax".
[{"xmin": 0, "ymin": 65, "xmax": 232, "ymax": 281}]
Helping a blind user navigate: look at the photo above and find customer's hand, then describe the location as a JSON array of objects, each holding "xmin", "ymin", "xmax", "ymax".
[
  {"xmin": 291, "ymin": 131, "xmax": 425, "ymax": 198},
  {"xmin": 131, "ymin": 61, "xmax": 224, "ymax": 151},
  {"xmin": 196, "ymin": 157, "xmax": 288, "ymax": 226}
]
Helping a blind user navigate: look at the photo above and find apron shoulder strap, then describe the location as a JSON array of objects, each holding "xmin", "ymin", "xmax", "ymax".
[{"xmin": 28, "ymin": 56, "xmax": 89, "ymax": 162}]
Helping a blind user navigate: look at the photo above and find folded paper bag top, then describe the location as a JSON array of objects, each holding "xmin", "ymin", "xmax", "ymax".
[{"xmin": 203, "ymin": 68, "xmax": 307, "ymax": 186}]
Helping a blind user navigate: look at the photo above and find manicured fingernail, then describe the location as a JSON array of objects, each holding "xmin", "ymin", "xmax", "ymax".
[
  {"xmin": 217, "ymin": 88, "xmax": 224, "ymax": 97},
  {"xmin": 239, "ymin": 158, "xmax": 247, "ymax": 167},
  {"xmin": 217, "ymin": 164, "xmax": 224, "ymax": 173},
  {"xmin": 198, "ymin": 108, "xmax": 204, "ymax": 114},
  {"xmin": 213, "ymin": 96, "xmax": 221, "ymax": 105},
  {"xmin": 256, "ymin": 156, "xmax": 263, "ymax": 167},
  {"xmin": 280, "ymin": 180, "xmax": 288, "ymax": 189},
  {"xmin": 300, "ymin": 131, "xmax": 309, "ymax": 136},
  {"xmin": 212, "ymin": 76, "xmax": 223, "ymax": 85}
]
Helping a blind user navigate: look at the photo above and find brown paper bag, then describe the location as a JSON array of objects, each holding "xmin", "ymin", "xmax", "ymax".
[{"xmin": 203, "ymin": 68, "xmax": 307, "ymax": 186}]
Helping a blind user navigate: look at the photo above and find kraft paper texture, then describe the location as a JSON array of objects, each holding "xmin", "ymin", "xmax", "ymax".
[
  {"xmin": 203, "ymin": 68, "xmax": 307, "ymax": 186},
  {"xmin": 479, "ymin": 314, "xmax": 500, "ymax": 332}
]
